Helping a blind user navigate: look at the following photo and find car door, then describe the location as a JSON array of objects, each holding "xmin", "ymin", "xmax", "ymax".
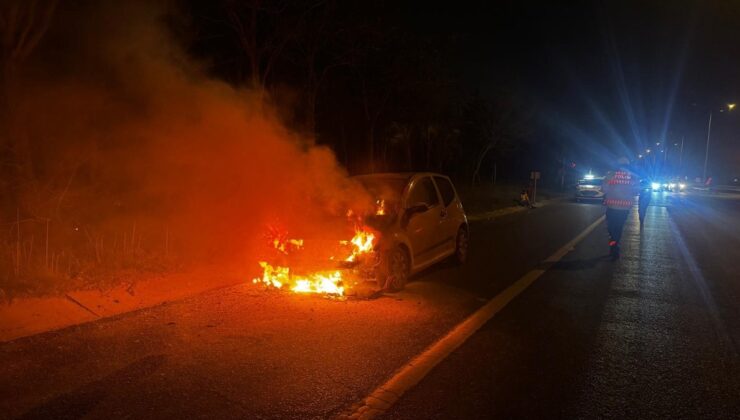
[{"xmin": 404, "ymin": 176, "xmax": 445, "ymax": 268}]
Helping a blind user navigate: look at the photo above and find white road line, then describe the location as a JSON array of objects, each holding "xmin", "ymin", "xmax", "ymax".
[{"xmin": 339, "ymin": 215, "xmax": 606, "ymax": 420}]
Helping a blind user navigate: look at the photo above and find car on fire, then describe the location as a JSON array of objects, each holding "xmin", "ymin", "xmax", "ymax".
[{"xmin": 352, "ymin": 172, "xmax": 469, "ymax": 291}]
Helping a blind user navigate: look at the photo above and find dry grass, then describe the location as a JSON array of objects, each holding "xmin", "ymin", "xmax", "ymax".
[{"xmin": 0, "ymin": 217, "xmax": 177, "ymax": 301}]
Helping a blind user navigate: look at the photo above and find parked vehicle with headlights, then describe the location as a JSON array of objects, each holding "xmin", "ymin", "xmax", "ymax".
[
  {"xmin": 352, "ymin": 172, "xmax": 469, "ymax": 291},
  {"xmin": 575, "ymin": 176, "xmax": 605, "ymax": 202}
]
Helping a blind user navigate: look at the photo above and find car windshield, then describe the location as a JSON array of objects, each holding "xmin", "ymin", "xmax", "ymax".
[{"xmin": 578, "ymin": 179, "xmax": 601, "ymax": 186}]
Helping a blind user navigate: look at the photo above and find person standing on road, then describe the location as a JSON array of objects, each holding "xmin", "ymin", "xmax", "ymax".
[
  {"xmin": 638, "ymin": 182, "xmax": 651, "ymax": 228},
  {"xmin": 602, "ymin": 157, "xmax": 639, "ymax": 259}
]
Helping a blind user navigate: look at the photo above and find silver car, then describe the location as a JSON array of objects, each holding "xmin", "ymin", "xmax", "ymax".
[
  {"xmin": 353, "ymin": 172, "xmax": 469, "ymax": 291},
  {"xmin": 575, "ymin": 176, "xmax": 605, "ymax": 202}
]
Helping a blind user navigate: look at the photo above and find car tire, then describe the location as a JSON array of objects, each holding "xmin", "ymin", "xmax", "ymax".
[
  {"xmin": 381, "ymin": 246, "xmax": 410, "ymax": 292},
  {"xmin": 453, "ymin": 226, "xmax": 469, "ymax": 265}
]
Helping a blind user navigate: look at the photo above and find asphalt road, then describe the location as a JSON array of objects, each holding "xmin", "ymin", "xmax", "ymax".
[
  {"xmin": 1, "ymin": 192, "xmax": 737, "ymax": 419},
  {"xmin": 385, "ymin": 191, "xmax": 740, "ymax": 419}
]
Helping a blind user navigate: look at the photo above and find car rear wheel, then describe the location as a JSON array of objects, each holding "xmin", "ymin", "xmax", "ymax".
[
  {"xmin": 454, "ymin": 226, "xmax": 469, "ymax": 265},
  {"xmin": 382, "ymin": 246, "xmax": 410, "ymax": 292}
]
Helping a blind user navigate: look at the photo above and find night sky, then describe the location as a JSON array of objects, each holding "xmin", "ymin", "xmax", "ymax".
[{"xmin": 404, "ymin": 0, "xmax": 740, "ymax": 177}]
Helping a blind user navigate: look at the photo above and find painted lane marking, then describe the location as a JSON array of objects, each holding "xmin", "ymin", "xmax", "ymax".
[{"xmin": 339, "ymin": 215, "xmax": 606, "ymax": 419}]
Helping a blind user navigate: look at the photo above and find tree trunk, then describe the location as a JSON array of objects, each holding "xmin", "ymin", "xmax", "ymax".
[{"xmin": 471, "ymin": 144, "xmax": 492, "ymax": 186}]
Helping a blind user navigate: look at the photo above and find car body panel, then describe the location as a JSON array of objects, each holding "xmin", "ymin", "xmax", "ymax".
[{"xmin": 353, "ymin": 172, "xmax": 468, "ymax": 279}]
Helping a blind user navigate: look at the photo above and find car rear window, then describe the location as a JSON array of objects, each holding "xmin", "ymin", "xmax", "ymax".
[
  {"xmin": 407, "ymin": 177, "xmax": 439, "ymax": 207},
  {"xmin": 434, "ymin": 176, "xmax": 456, "ymax": 207}
]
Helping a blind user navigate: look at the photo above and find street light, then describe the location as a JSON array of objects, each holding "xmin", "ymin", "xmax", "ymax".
[{"xmin": 703, "ymin": 103, "xmax": 736, "ymax": 182}]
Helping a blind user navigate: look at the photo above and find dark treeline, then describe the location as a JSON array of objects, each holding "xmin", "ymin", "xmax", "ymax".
[{"xmin": 184, "ymin": 0, "xmax": 536, "ymax": 183}]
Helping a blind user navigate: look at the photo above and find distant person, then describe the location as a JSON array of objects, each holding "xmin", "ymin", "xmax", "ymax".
[
  {"xmin": 519, "ymin": 189, "xmax": 533, "ymax": 208},
  {"xmin": 602, "ymin": 158, "xmax": 640, "ymax": 259},
  {"xmin": 638, "ymin": 183, "xmax": 651, "ymax": 228}
]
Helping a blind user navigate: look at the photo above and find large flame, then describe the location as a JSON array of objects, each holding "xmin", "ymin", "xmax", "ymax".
[
  {"xmin": 253, "ymin": 228, "xmax": 376, "ymax": 297},
  {"xmin": 345, "ymin": 229, "xmax": 375, "ymax": 262}
]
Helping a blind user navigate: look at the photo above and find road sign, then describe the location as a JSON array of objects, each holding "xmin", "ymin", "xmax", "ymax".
[{"xmin": 530, "ymin": 171, "xmax": 541, "ymax": 180}]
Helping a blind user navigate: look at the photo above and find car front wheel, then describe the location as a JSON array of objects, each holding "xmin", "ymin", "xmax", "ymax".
[{"xmin": 454, "ymin": 226, "xmax": 469, "ymax": 265}]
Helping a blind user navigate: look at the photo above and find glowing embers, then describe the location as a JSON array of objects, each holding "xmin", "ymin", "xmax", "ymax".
[
  {"xmin": 253, "ymin": 228, "xmax": 376, "ymax": 297},
  {"xmin": 273, "ymin": 238, "xmax": 303, "ymax": 254}
]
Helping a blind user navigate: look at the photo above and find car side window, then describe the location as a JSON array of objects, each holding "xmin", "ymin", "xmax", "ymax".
[
  {"xmin": 407, "ymin": 177, "xmax": 439, "ymax": 207},
  {"xmin": 433, "ymin": 176, "xmax": 455, "ymax": 207}
]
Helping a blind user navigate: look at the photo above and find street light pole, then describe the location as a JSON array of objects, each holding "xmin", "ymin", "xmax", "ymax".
[
  {"xmin": 679, "ymin": 136, "xmax": 684, "ymax": 173},
  {"xmin": 703, "ymin": 111, "xmax": 713, "ymax": 182}
]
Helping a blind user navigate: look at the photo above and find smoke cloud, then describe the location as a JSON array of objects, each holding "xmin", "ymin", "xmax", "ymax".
[{"xmin": 5, "ymin": 0, "xmax": 371, "ymax": 280}]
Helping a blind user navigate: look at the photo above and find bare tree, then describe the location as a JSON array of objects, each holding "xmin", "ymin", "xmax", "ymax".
[
  {"xmin": 0, "ymin": 0, "xmax": 57, "ymax": 201},
  {"xmin": 0, "ymin": 0, "xmax": 57, "ymax": 110},
  {"xmin": 293, "ymin": 0, "xmax": 355, "ymax": 139},
  {"xmin": 463, "ymin": 94, "xmax": 527, "ymax": 186},
  {"xmin": 225, "ymin": 0, "xmax": 300, "ymax": 96}
]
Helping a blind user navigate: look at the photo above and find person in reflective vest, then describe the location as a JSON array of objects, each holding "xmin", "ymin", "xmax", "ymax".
[{"xmin": 602, "ymin": 158, "xmax": 639, "ymax": 259}]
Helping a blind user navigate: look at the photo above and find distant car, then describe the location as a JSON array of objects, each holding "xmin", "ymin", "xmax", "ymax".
[
  {"xmin": 652, "ymin": 178, "xmax": 686, "ymax": 192},
  {"xmin": 353, "ymin": 172, "xmax": 469, "ymax": 291},
  {"xmin": 575, "ymin": 176, "xmax": 605, "ymax": 202},
  {"xmin": 650, "ymin": 180, "xmax": 664, "ymax": 191}
]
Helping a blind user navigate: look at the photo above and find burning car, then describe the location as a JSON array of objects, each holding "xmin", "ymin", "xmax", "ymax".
[
  {"xmin": 352, "ymin": 172, "xmax": 469, "ymax": 291},
  {"xmin": 253, "ymin": 172, "xmax": 468, "ymax": 297}
]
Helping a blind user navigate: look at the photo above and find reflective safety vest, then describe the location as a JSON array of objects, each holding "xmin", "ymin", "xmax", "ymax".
[{"xmin": 603, "ymin": 170, "xmax": 638, "ymax": 210}]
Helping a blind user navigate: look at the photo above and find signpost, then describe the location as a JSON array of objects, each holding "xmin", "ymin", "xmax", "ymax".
[{"xmin": 530, "ymin": 171, "xmax": 541, "ymax": 204}]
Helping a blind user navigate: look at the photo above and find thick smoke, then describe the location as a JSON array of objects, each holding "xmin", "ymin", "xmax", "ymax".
[{"xmin": 5, "ymin": 0, "xmax": 371, "ymax": 279}]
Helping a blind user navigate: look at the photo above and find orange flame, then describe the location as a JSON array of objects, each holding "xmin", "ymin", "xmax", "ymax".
[
  {"xmin": 345, "ymin": 229, "xmax": 375, "ymax": 262},
  {"xmin": 253, "ymin": 262, "xmax": 345, "ymax": 295},
  {"xmin": 376, "ymin": 199, "xmax": 386, "ymax": 215},
  {"xmin": 252, "ymin": 228, "xmax": 376, "ymax": 297}
]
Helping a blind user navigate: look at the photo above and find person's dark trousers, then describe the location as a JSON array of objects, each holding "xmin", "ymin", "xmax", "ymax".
[
  {"xmin": 638, "ymin": 191, "xmax": 651, "ymax": 227},
  {"xmin": 606, "ymin": 208, "xmax": 629, "ymax": 258},
  {"xmin": 606, "ymin": 208, "xmax": 629, "ymax": 242},
  {"xmin": 638, "ymin": 203, "xmax": 648, "ymax": 227}
]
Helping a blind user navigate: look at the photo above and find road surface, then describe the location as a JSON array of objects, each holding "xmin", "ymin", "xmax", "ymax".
[{"xmin": 1, "ymin": 191, "xmax": 738, "ymax": 419}]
